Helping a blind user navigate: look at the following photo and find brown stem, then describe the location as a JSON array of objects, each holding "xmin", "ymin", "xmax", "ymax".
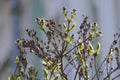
[
  {"xmin": 74, "ymin": 65, "xmax": 80, "ymax": 80},
  {"xmin": 61, "ymin": 40, "xmax": 68, "ymax": 54},
  {"xmin": 63, "ymin": 58, "xmax": 75, "ymax": 71},
  {"xmin": 103, "ymin": 67, "xmax": 118, "ymax": 80},
  {"xmin": 43, "ymin": 29, "xmax": 60, "ymax": 55},
  {"xmin": 112, "ymin": 74, "xmax": 120, "ymax": 80},
  {"xmin": 14, "ymin": 65, "xmax": 17, "ymax": 74},
  {"xmin": 68, "ymin": 22, "xmax": 70, "ymax": 28},
  {"xmin": 91, "ymin": 56, "xmax": 107, "ymax": 80},
  {"xmin": 60, "ymin": 53, "xmax": 67, "ymax": 80},
  {"xmin": 63, "ymin": 44, "xmax": 79, "ymax": 57},
  {"xmin": 94, "ymin": 57, "xmax": 99, "ymax": 80},
  {"xmin": 49, "ymin": 73, "xmax": 53, "ymax": 80}
]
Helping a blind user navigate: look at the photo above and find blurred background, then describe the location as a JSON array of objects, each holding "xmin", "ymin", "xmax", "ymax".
[{"xmin": 0, "ymin": 0, "xmax": 120, "ymax": 80}]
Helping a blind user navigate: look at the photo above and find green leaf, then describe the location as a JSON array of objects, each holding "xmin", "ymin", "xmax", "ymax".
[
  {"xmin": 40, "ymin": 19, "xmax": 46, "ymax": 30},
  {"xmin": 54, "ymin": 76, "xmax": 59, "ymax": 80},
  {"xmin": 36, "ymin": 17, "xmax": 46, "ymax": 30},
  {"xmin": 88, "ymin": 43, "xmax": 95, "ymax": 55},
  {"xmin": 62, "ymin": 7, "xmax": 67, "ymax": 17},
  {"xmin": 41, "ymin": 60, "xmax": 47, "ymax": 65},
  {"xmin": 43, "ymin": 68, "xmax": 48, "ymax": 78},
  {"xmin": 81, "ymin": 66, "xmax": 86, "ymax": 78},
  {"xmin": 51, "ymin": 63, "xmax": 61, "ymax": 74},
  {"xmin": 96, "ymin": 42, "xmax": 101, "ymax": 54},
  {"xmin": 63, "ymin": 34, "xmax": 73, "ymax": 44},
  {"xmin": 89, "ymin": 42, "xmax": 101, "ymax": 57},
  {"xmin": 69, "ymin": 23, "xmax": 76, "ymax": 31},
  {"xmin": 61, "ymin": 75, "xmax": 66, "ymax": 80},
  {"xmin": 89, "ymin": 31, "xmax": 95, "ymax": 39},
  {"xmin": 64, "ymin": 37, "xmax": 70, "ymax": 43},
  {"xmin": 91, "ymin": 22, "xmax": 98, "ymax": 31},
  {"xmin": 51, "ymin": 68, "xmax": 55, "ymax": 74},
  {"xmin": 81, "ymin": 58, "xmax": 85, "ymax": 67},
  {"xmin": 15, "ymin": 56, "xmax": 19, "ymax": 64},
  {"xmin": 78, "ymin": 40, "xmax": 84, "ymax": 52},
  {"xmin": 107, "ymin": 48, "xmax": 113, "ymax": 59},
  {"xmin": 63, "ymin": 23, "xmax": 67, "ymax": 32},
  {"xmin": 8, "ymin": 75, "xmax": 14, "ymax": 80},
  {"xmin": 69, "ymin": 35, "xmax": 74, "ymax": 44},
  {"xmin": 66, "ymin": 17, "xmax": 72, "ymax": 23},
  {"xmin": 54, "ymin": 75, "xmax": 60, "ymax": 80},
  {"xmin": 16, "ymin": 77, "xmax": 21, "ymax": 80},
  {"xmin": 75, "ymin": 53, "xmax": 81, "ymax": 60}
]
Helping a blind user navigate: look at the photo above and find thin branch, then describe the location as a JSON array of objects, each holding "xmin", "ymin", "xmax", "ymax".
[
  {"xmin": 94, "ymin": 57, "xmax": 99, "ymax": 80},
  {"xmin": 91, "ymin": 55, "xmax": 107, "ymax": 80},
  {"xmin": 63, "ymin": 44, "xmax": 79, "ymax": 57},
  {"xmin": 74, "ymin": 65, "xmax": 80, "ymax": 80},
  {"xmin": 43, "ymin": 29, "xmax": 60, "ymax": 55},
  {"xmin": 112, "ymin": 74, "xmax": 120, "ymax": 80},
  {"xmin": 49, "ymin": 73, "xmax": 53, "ymax": 80},
  {"xmin": 63, "ymin": 58, "xmax": 76, "ymax": 71},
  {"xmin": 66, "ymin": 65, "xmax": 75, "ymax": 75},
  {"xmin": 63, "ymin": 36, "xmax": 90, "ymax": 57},
  {"xmin": 103, "ymin": 67, "xmax": 118, "ymax": 80}
]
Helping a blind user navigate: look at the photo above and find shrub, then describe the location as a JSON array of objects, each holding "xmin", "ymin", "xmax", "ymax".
[{"xmin": 8, "ymin": 7, "xmax": 120, "ymax": 80}]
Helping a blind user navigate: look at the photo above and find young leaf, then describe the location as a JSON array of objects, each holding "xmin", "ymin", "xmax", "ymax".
[
  {"xmin": 63, "ymin": 37, "xmax": 71, "ymax": 44},
  {"xmin": 60, "ymin": 75, "xmax": 66, "ymax": 80},
  {"xmin": 66, "ymin": 17, "xmax": 72, "ymax": 23},
  {"xmin": 69, "ymin": 23, "xmax": 76, "ymax": 31},
  {"xmin": 63, "ymin": 33, "xmax": 73, "ymax": 44},
  {"xmin": 107, "ymin": 48, "xmax": 113, "ymax": 59},
  {"xmin": 89, "ymin": 31, "xmax": 95, "ymax": 39},
  {"xmin": 54, "ymin": 75, "xmax": 60, "ymax": 80},
  {"xmin": 96, "ymin": 42, "xmax": 101, "ymax": 54},
  {"xmin": 78, "ymin": 40, "xmax": 84, "ymax": 52},
  {"xmin": 63, "ymin": 23, "xmax": 67, "ymax": 32},
  {"xmin": 69, "ymin": 35, "xmax": 74, "ymax": 44},
  {"xmin": 91, "ymin": 42, "xmax": 101, "ymax": 57},
  {"xmin": 16, "ymin": 77, "xmax": 21, "ymax": 80},
  {"xmin": 36, "ymin": 17, "xmax": 46, "ymax": 30},
  {"xmin": 42, "ymin": 60, "xmax": 47, "ymax": 65},
  {"xmin": 15, "ymin": 56, "xmax": 20, "ymax": 64},
  {"xmin": 88, "ymin": 43, "xmax": 95, "ymax": 56},
  {"xmin": 43, "ymin": 68, "xmax": 48, "ymax": 79},
  {"xmin": 91, "ymin": 22, "xmax": 98, "ymax": 31},
  {"xmin": 62, "ymin": 7, "xmax": 68, "ymax": 17},
  {"xmin": 8, "ymin": 75, "xmax": 14, "ymax": 80}
]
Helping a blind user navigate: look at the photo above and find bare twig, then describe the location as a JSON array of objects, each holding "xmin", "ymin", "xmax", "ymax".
[
  {"xmin": 91, "ymin": 56, "xmax": 107, "ymax": 80},
  {"xmin": 112, "ymin": 74, "xmax": 120, "ymax": 80},
  {"xmin": 94, "ymin": 57, "xmax": 99, "ymax": 80}
]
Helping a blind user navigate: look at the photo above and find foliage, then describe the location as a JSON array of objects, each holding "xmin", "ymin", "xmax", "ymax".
[{"xmin": 8, "ymin": 7, "xmax": 120, "ymax": 80}]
